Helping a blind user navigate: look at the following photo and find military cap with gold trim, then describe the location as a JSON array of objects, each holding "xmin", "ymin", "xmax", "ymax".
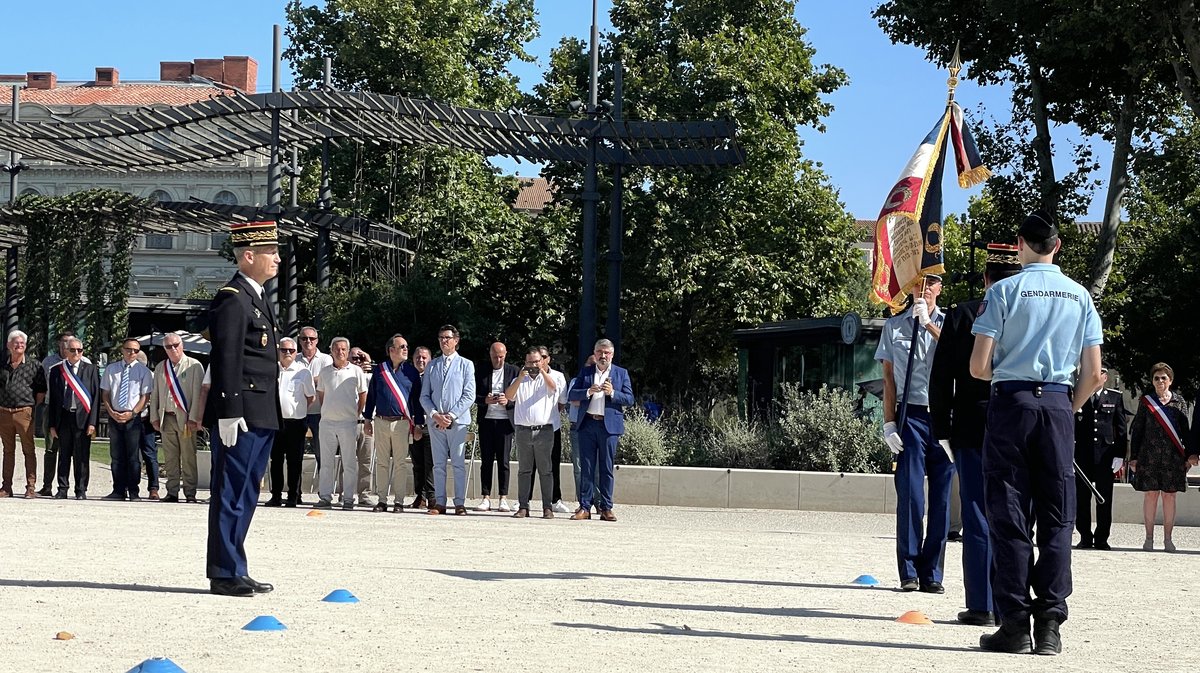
[
  {"xmin": 229, "ymin": 220, "xmax": 278, "ymax": 247},
  {"xmin": 985, "ymin": 242, "xmax": 1020, "ymax": 272}
]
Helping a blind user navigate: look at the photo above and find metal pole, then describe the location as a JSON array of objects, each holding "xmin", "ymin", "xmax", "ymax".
[
  {"xmin": 967, "ymin": 212, "xmax": 977, "ymax": 297},
  {"xmin": 605, "ymin": 55, "xmax": 624, "ymax": 361},
  {"xmin": 290, "ymin": 110, "xmax": 299, "ymax": 208},
  {"xmin": 266, "ymin": 24, "xmax": 283, "ymax": 317},
  {"xmin": 578, "ymin": 0, "xmax": 601, "ymax": 365},
  {"xmin": 317, "ymin": 57, "xmax": 332, "ymax": 294},
  {"xmin": 285, "ymin": 234, "xmax": 299, "ymax": 333},
  {"xmin": 6, "ymin": 84, "xmax": 22, "ymax": 332}
]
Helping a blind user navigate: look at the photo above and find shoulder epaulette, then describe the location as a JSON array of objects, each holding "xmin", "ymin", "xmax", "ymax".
[{"xmin": 219, "ymin": 286, "xmax": 239, "ymax": 293}]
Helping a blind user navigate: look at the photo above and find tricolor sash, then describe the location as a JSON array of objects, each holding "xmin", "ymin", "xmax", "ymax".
[
  {"xmin": 165, "ymin": 360, "xmax": 189, "ymax": 416},
  {"xmin": 379, "ymin": 362, "xmax": 413, "ymax": 429},
  {"xmin": 61, "ymin": 363, "xmax": 92, "ymax": 415},
  {"xmin": 1142, "ymin": 394, "xmax": 1187, "ymax": 458}
]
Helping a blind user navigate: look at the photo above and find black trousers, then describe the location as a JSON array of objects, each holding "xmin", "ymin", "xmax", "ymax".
[
  {"xmin": 40, "ymin": 403, "xmax": 58, "ymax": 491},
  {"xmin": 271, "ymin": 418, "xmax": 307, "ymax": 499},
  {"xmin": 478, "ymin": 417, "xmax": 513, "ymax": 496},
  {"xmin": 109, "ymin": 417, "xmax": 144, "ymax": 498},
  {"xmin": 55, "ymin": 418, "xmax": 90, "ymax": 495},
  {"xmin": 551, "ymin": 428, "xmax": 562, "ymax": 502},
  {"xmin": 1076, "ymin": 458, "xmax": 1115, "ymax": 545},
  {"xmin": 410, "ymin": 431, "xmax": 434, "ymax": 501}
]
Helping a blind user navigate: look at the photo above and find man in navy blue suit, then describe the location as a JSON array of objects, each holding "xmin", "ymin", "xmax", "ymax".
[
  {"xmin": 47, "ymin": 337, "xmax": 100, "ymax": 499},
  {"xmin": 567, "ymin": 338, "xmax": 634, "ymax": 521},
  {"xmin": 204, "ymin": 220, "xmax": 282, "ymax": 597}
]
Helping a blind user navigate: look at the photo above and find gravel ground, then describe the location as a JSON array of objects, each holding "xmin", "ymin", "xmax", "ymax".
[{"xmin": 1, "ymin": 462, "xmax": 1196, "ymax": 673}]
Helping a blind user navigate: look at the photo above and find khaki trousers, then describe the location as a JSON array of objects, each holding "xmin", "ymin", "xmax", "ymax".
[
  {"xmin": 160, "ymin": 413, "xmax": 198, "ymax": 498},
  {"xmin": 0, "ymin": 406, "xmax": 36, "ymax": 493},
  {"xmin": 372, "ymin": 419, "xmax": 411, "ymax": 505}
]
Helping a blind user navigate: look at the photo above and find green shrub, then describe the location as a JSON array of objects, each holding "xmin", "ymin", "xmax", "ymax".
[
  {"xmin": 704, "ymin": 416, "xmax": 772, "ymax": 469},
  {"xmin": 771, "ymin": 383, "xmax": 889, "ymax": 473},
  {"xmin": 617, "ymin": 407, "xmax": 670, "ymax": 466}
]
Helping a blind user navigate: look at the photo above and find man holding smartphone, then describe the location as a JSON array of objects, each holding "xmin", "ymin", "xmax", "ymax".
[
  {"xmin": 474, "ymin": 341, "xmax": 518, "ymax": 511},
  {"xmin": 508, "ymin": 347, "xmax": 559, "ymax": 518}
]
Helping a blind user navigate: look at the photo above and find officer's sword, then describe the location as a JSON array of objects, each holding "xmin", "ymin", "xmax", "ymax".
[{"xmin": 1073, "ymin": 460, "xmax": 1105, "ymax": 505}]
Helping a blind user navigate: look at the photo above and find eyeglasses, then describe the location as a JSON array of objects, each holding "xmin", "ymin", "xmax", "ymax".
[
  {"xmin": 67, "ymin": 348, "xmax": 83, "ymax": 353},
  {"xmin": 123, "ymin": 347, "xmax": 140, "ymax": 353},
  {"xmin": 393, "ymin": 345, "xmax": 409, "ymax": 350},
  {"xmin": 164, "ymin": 343, "xmax": 182, "ymax": 350},
  {"xmin": 1153, "ymin": 375, "xmax": 1171, "ymax": 381},
  {"xmin": 299, "ymin": 336, "xmax": 318, "ymax": 342},
  {"xmin": 279, "ymin": 348, "xmax": 297, "ymax": 354},
  {"xmin": 437, "ymin": 335, "xmax": 456, "ymax": 341}
]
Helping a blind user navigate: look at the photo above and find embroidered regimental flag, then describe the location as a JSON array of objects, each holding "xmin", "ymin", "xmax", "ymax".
[{"xmin": 870, "ymin": 101, "xmax": 990, "ymax": 311}]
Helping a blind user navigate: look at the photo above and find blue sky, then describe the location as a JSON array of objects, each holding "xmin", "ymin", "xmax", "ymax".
[{"xmin": 2, "ymin": 0, "xmax": 1108, "ymax": 220}]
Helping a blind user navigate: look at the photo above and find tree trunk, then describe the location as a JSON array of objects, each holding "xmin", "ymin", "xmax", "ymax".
[
  {"xmin": 1026, "ymin": 60, "xmax": 1058, "ymax": 211},
  {"xmin": 1087, "ymin": 83, "xmax": 1137, "ymax": 298}
]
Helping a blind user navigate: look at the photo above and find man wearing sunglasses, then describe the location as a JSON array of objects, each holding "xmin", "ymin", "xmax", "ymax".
[
  {"xmin": 100, "ymin": 338, "xmax": 153, "ymax": 501},
  {"xmin": 268, "ymin": 337, "xmax": 315, "ymax": 508},
  {"xmin": 149, "ymin": 333, "xmax": 205, "ymax": 503},
  {"xmin": 296, "ymin": 326, "xmax": 333, "ymax": 472},
  {"xmin": 37, "ymin": 331, "xmax": 90, "ymax": 497},
  {"xmin": 47, "ymin": 337, "xmax": 99, "ymax": 499}
]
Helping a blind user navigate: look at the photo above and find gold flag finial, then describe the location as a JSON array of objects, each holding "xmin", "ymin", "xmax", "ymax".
[{"xmin": 947, "ymin": 42, "xmax": 962, "ymax": 103}]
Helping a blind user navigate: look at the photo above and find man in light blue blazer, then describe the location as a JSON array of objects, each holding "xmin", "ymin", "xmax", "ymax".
[
  {"xmin": 567, "ymin": 338, "xmax": 634, "ymax": 521},
  {"xmin": 419, "ymin": 324, "xmax": 476, "ymax": 515}
]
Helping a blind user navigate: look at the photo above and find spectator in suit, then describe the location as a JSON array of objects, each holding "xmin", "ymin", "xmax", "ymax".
[
  {"xmin": 315, "ymin": 337, "xmax": 368, "ymax": 510},
  {"xmin": 100, "ymin": 338, "xmax": 152, "ymax": 501},
  {"xmin": 408, "ymin": 346, "xmax": 435, "ymax": 509},
  {"xmin": 364, "ymin": 334, "xmax": 425, "ymax": 512},
  {"xmin": 475, "ymin": 341, "xmax": 517, "ymax": 512},
  {"xmin": 419, "ymin": 324, "xmax": 476, "ymax": 516},
  {"xmin": 1074, "ymin": 367, "xmax": 1128, "ymax": 551},
  {"xmin": 567, "ymin": 339, "xmax": 634, "ymax": 522},
  {"xmin": 267, "ymin": 337, "xmax": 315, "ymax": 508},
  {"xmin": 149, "ymin": 333, "xmax": 205, "ymax": 503},
  {"xmin": 47, "ymin": 337, "xmax": 99, "ymax": 499},
  {"xmin": 37, "ymin": 331, "xmax": 89, "ymax": 496}
]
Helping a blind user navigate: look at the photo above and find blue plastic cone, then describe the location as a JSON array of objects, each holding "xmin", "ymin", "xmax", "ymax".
[
  {"xmin": 852, "ymin": 574, "xmax": 880, "ymax": 586},
  {"xmin": 322, "ymin": 589, "xmax": 359, "ymax": 603},
  {"xmin": 126, "ymin": 658, "xmax": 186, "ymax": 673},
  {"xmin": 242, "ymin": 615, "xmax": 287, "ymax": 631}
]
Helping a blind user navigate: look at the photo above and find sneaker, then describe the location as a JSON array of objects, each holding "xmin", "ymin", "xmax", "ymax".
[
  {"xmin": 477, "ymin": 498, "xmax": 492, "ymax": 512},
  {"xmin": 497, "ymin": 497, "xmax": 512, "ymax": 512},
  {"xmin": 551, "ymin": 500, "xmax": 571, "ymax": 514},
  {"xmin": 1165, "ymin": 539, "xmax": 1178, "ymax": 553},
  {"xmin": 313, "ymin": 499, "xmax": 333, "ymax": 510}
]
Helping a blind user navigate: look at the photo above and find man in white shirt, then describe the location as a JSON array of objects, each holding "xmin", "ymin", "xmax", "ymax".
[
  {"xmin": 99, "ymin": 338, "xmax": 153, "ymax": 501},
  {"xmin": 540, "ymin": 346, "xmax": 571, "ymax": 513},
  {"xmin": 296, "ymin": 326, "xmax": 333, "ymax": 471},
  {"xmin": 148, "ymin": 333, "xmax": 205, "ymax": 503},
  {"xmin": 315, "ymin": 337, "xmax": 368, "ymax": 510},
  {"xmin": 267, "ymin": 337, "xmax": 315, "ymax": 507},
  {"xmin": 507, "ymin": 347, "xmax": 559, "ymax": 519}
]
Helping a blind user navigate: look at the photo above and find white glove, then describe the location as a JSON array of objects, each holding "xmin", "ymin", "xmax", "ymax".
[
  {"xmin": 884, "ymin": 422, "xmax": 904, "ymax": 455},
  {"xmin": 1112, "ymin": 457, "xmax": 1125, "ymax": 473},
  {"xmin": 218, "ymin": 417, "xmax": 248, "ymax": 447},
  {"xmin": 939, "ymin": 439, "xmax": 955, "ymax": 464},
  {"xmin": 913, "ymin": 298, "xmax": 931, "ymax": 326}
]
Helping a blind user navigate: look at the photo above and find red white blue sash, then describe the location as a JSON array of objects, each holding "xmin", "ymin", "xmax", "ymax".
[
  {"xmin": 1142, "ymin": 394, "xmax": 1187, "ymax": 458},
  {"xmin": 165, "ymin": 360, "xmax": 189, "ymax": 416},
  {"xmin": 61, "ymin": 362, "xmax": 92, "ymax": 415},
  {"xmin": 379, "ymin": 362, "xmax": 413, "ymax": 428}
]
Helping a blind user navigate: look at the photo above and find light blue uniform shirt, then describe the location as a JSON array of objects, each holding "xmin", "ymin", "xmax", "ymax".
[
  {"xmin": 971, "ymin": 263, "xmax": 1103, "ymax": 384},
  {"xmin": 874, "ymin": 305, "xmax": 944, "ymax": 406}
]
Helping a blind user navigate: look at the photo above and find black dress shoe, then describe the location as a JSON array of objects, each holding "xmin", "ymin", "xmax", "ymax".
[
  {"xmin": 979, "ymin": 624, "xmax": 1032, "ymax": 653},
  {"xmin": 1093, "ymin": 541, "xmax": 1111, "ymax": 551},
  {"xmin": 238, "ymin": 575, "xmax": 274, "ymax": 593},
  {"xmin": 210, "ymin": 577, "xmax": 254, "ymax": 597},
  {"xmin": 957, "ymin": 609, "xmax": 997, "ymax": 626},
  {"xmin": 263, "ymin": 496, "xmax": 284, "ymax": 507},
  {"xmin": 37, "ymin": 487, "xmax": 52, "ymax": 497},
  {"xmin": 1075, "ymin": 539, "xmax": 1093, "ymax": 550},
  {"xmin": 161, "ymin": 494, "xmax": 180, "ymax": 503},
  {"xmin": 920, "ymin": 581, "xmax": 945, "ymax": 594},
  {"xmin": 1033, "ymin": 618, "xmax": 1061, "ymax": 655},
  {"xmin": 75, "ymin": 493, "xmax": 87, "ymax": 500},
  {"xmin": 900, "ymin": 578, "xmax": 919, "ymax": 591},
  {"xmin": 947, "ymin": 530, "xmax": 963, "ymax": 542},
  {"xmin": 101, "ymin": 493, "xmax": 125, "ymax": 501},
  {"xmin": 53, "ymin": 491, "xmax": 68, "ymax": 499},
  {"xmin": 284, "ymin": 498, "xmax": 298, "ymax": 508}
]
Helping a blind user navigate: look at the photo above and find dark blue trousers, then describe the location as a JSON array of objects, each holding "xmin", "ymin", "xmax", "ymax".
[
  {"xmin": 894, "ymin": 406, "xmax": 954, "ymax": 584},
  {"xmin": 141, "ymin": 421, "xmax": 159, "ymax": 490},
  {"xmin": 983, "ymin": 387, "xmax": 1075, "ymax": 626},
  {"xmin": 109, "ymin": 418, "xmax": 144, "ymax": 498},
  {"xmin": 207, "ymin": 426, "xmax": 274, "ymax": 579},
  {"xmin": 955, "ymin": 445, "xmax": 992, "ymax": 612},
  {"xmin": 578, "ymin": 418, "xmax": 618, "ymax": 511}
]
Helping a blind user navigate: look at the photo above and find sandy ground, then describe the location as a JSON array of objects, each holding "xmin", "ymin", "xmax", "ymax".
[{"xmin": 2, "ymin": 461, "xmax": 1196, "ymax": 673}]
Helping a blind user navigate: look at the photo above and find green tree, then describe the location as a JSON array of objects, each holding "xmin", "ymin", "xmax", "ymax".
[{"xmin": 531, "ymin": 0, "xmax": 864, "ymax": 399}]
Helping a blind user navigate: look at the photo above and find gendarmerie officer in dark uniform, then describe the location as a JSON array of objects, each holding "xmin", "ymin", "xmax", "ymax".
[
  {"xmin": 1073, "ymin": 367, "xmax": 1127, "ymax": 550},
  {"xmin": 969, "ymin": 211, "xmax": 1105, "ymax": 655},
  {"xmin": 204, "ymin": 220, "xmax": 282, "ymax": 597},
  {"xmin": 930, "ymin": 242, "xmax": 1021, "ymax": 627}
]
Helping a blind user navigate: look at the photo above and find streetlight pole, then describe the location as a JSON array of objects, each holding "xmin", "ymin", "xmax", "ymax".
[{"xmin": 577, "ymin": 0, "xmax": 601, "ymax": 367}]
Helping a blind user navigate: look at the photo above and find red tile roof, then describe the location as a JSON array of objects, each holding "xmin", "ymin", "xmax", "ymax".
[
  {"xmin": 0, "ymin": 82, "xmax": 233, "ymax": 108},
  {"xmin": 513, "ymin": 177, "xmax": 555, "ymax": 213}
]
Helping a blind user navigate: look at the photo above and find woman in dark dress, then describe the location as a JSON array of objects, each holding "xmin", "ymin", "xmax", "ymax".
[{"xmin": 1129, "ymin": 362, "xmax": 1198, "ymax": 552}]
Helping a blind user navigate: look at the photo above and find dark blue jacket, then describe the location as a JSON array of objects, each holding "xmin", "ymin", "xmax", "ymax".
[
  {"xmin": 363, "ymin": 359, "xmax": 425, "ymax": 425},
  {"xmin": 567, "ymin": 364, "xmax": 634, "ymax": 436}
]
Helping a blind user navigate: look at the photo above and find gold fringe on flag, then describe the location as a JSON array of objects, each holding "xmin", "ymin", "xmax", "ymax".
[{"xmin": 957, "ymin": 165, "xmax": 992, "ymax": 189}]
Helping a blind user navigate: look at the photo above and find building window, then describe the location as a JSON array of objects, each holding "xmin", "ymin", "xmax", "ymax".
[
  {"xmin": 210, "ymin": 232, "xmax": 230, "ymax": 250},
  {"xmin": 149, "ymin": 189, "xmax": 171, "ymax": 202},
  {"xmin": 213, "ymin": 190, "xmax": 238, "ymax": 205},
  {"xmin": 145, "ymin": 234, "xmax": 174, "ymax": 250},
  {"xmin": 19, "ymin": 187, "xmax": 40, "ymax": 197}
]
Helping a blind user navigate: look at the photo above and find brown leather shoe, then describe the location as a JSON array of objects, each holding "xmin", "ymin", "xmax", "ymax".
[
  {"xmin": 427, "ymin": 505, "xmax": 445, "ymax": 515},
  {"xmin": 454, "ymin": 506, "xmax": 468, "ymax": 516},
  {"xmin": 542, "ymin": 508, "xmax": 554, "ymax": 519},
  {"xmin": 0, "ymin": 488, "xmax": 11, "ymax": 498},
  {"xmin": 24, "ymin": 487, "xmax": 37, "ymax": 499},
  {"xmin": 600, "ymin": 509, "xmax": 617, "ymax": 522},
  {"xmin": 148, "ymin": 489, "xmax": 160, "ymax": 501},
  {"xmin": 570, "ymin": 509, "xmax": 591, "ymax": 520},
  {"xmin": 408, "ymin": 497, "xmax": 426, "ymax": 510},
  {"xmin": 513, "ymin": 508, "xmax": 529, "ymax": 518}
]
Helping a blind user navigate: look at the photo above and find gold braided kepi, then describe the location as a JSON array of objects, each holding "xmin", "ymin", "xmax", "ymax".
[
  {"xmin": 986, "ymin": 242, "xmax": 1019, "ymax": 268},
  {"xmin": 229, "ymin": 220, "xmax": 278, "ymax": 247}
]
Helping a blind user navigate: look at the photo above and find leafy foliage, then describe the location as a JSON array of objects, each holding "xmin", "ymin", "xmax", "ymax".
[
  {"xmin": 618, "ymin": 406, "xmax": 671, "ymax": 466},
  {"xmin": 771, "ymin": 384, "xmax": 889, "ymax": 473}
]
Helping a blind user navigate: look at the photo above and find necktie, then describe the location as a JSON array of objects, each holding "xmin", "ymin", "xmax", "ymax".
[{"xmin": 118, "ymin": 365, "xmax": 132, "ymax": 410}]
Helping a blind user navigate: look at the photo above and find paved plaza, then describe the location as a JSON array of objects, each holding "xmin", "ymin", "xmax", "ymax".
[{"xmin": 1, "ymin": 465, "xmax": 1195, "ymax": 673}]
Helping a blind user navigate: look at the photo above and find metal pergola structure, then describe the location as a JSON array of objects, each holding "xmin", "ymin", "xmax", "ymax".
[{"xmin": 0, "ymin": 54, "xmax": 743, "ymax": 352}]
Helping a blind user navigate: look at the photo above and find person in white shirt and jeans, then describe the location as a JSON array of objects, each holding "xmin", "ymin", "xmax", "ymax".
[
  {"xmin": 507, "ymin": 347, "xmax": 559, "ymax": 519},
  {"xmin": 314, "ymin": 337, "xmax": 367, "ymax": 510}
]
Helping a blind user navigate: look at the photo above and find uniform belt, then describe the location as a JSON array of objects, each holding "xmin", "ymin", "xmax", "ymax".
[
  {"xmin": 377, "ymin": 415, "xmax": 405, "ymax": 421},
  {"xmin": 518, "ymin": 423, "xmax": 552, "ymax": 431},
  {"xmin": 992, "ymin": 382, "xmax": 1071, "ymax": 396},
  {"xmin": 904, "ymin": 403, "xmax": 928, "ymax": 412},
  {"xmin": 587, "ymin": 413, "xmax": 605, "ymax": 420}
]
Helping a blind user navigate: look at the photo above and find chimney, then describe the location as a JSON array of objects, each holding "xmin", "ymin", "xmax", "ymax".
[
  {"xmin": 222, "ymin": 56, "xmax": 258, "ymax": 93},
  {"xmin": 27, "ymin": 71, "xmax": 56, "ymax": 90},
  {"xmin": 193, "ymin": 58, "xmax": 224, "ymax": 83},
  {"xmin": 94, "ymin": 67, "xmax": 119, "ymax": 87},
  {"xmin": 160, "ymin": 61, "xmax": 193, "ymax": 82}
]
